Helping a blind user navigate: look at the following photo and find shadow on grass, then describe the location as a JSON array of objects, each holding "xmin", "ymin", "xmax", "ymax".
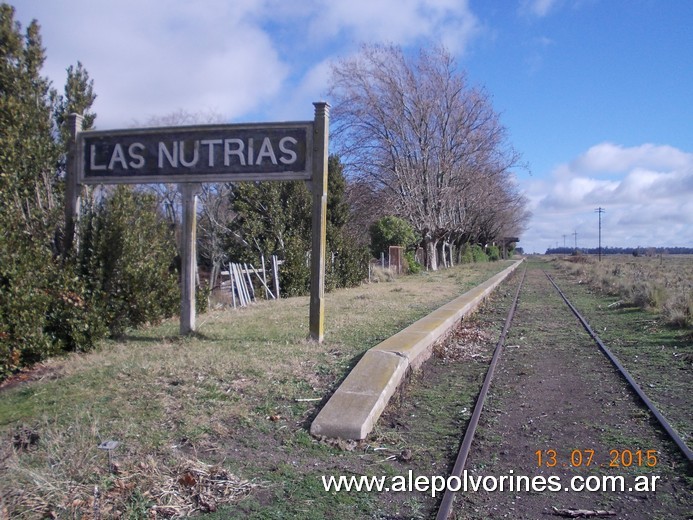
[{"xmin": 117, "ymin": 331, "xmax": 213, "ymax": 343}]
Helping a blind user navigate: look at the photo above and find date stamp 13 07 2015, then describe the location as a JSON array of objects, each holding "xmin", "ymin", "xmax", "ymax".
[{"xmin": 535, "ymin": 448, "xmax": 659, "ymax": 469}]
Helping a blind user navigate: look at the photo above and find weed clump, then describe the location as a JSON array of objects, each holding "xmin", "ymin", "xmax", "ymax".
[{"xmin": 370, "ymin": 266, "xmax": 397, "ymax": 282}]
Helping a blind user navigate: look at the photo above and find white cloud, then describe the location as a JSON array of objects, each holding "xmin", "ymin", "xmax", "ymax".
[
  {"xmin": 307, "ymin": 0, "xmax": 481, "ymax": 54},
  {"xmin": 268, "ymin": 59, "xmax": 333, "ymax": 122},
  {"xmin": 14, "ymin": 0, "xmax": 484, "ymax": 129},
  {"xmin": 519, "ymin": 142, "xmax": 693, "ymax": 253},
  {"xmin": 15, "ymin": 0, "xmax": 288, "ymax": 128},
  {"xmin": 520, "ymin": 0, "xmax": 561, "ymax": 17},
  {"xmin": 518, "ymin": 0, "xmax": 594, "ymax": 19},
  {"xmin": 570, "ymin": 142, "xmax": 692, "ymax": 175}
]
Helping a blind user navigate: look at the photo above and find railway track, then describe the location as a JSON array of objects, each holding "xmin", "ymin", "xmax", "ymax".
[{"xmin": 434, "ymin": 266, "xmax": 692, "ymax": 520}]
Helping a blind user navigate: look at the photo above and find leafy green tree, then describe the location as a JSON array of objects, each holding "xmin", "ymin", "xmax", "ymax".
[
  {"xmin": 369, "ymin": 216, "xmax": 418, "ymax": 258},
  {"xmin": 471, "ymin": 244, "xmax": 488, "ymax": 263},
  {"xmin": 229, "ymin": 180, "xmax": 312, "ymax": 259},
  {"xmin": 325, "ymin": 155, "xmax": 369, "ymax": 290},
  {"xmin": 79, "ymin": 186, "xmax": 180, "ymax": 336},
  {"xmin": 0, "ymin": 6, "xmax": 180, "ymax": 377},
  {"xmin": 403, "ymin": 251, "xmax": 422, "ymax": 274},
  {"xmin": 327, "ymin": 155, "xmax": 350, "ymax": 236},
  {"xmin": 228, "ymin": 155, "xmax": 368, "ymax": 295},
  {"xmin": 0, "ymin": 4, "xmax": 60, "ymax": 232},
  {"xmin": 0, "ymin": 5, "xmax": 63, "ymax": 376},
  {"xmin": 51, "ymin": 60, "xmax": 97, "ymax": 259},
  {"xmin": 228, "ymin": 179, "xmax": 312, "ymax": 295},
  {"xmin": 54, "ymin": 61, "xmax": 96, "ymax": 153},
  {"xmin": 487, "ymin": 244, "xmax": 500, "ymax": 261}
]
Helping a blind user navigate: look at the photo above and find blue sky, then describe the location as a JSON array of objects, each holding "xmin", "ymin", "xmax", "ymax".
[{"xmin": 13, "ymin": 0, "xmax": 693, "ymax": 253}]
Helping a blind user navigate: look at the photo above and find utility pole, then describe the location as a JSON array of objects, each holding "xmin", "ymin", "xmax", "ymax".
[
  {"xmin": 562, "ymin": 234, "xmax": 567, "ymax": 249},
  {"xmin": 595, "ymin": 207, "xmax": 605, "ymax": 261},
  {"xmin": 573, "ymin": 230, "xmax": 578, "ymax": 253}
]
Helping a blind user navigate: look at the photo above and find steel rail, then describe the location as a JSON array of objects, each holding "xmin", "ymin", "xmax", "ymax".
[
  {"xmin": 435, "ymin": 268, "xmax": 526, "ymax": 520},
  {"xmin": 544, "ymin": 271, "xmax": 693, "ymax": 463}
]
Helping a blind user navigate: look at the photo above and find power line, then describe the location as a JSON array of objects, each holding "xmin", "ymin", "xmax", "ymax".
[{"xmin": 595, "ymin": 207, "xmax": 605, "ymax": 261}]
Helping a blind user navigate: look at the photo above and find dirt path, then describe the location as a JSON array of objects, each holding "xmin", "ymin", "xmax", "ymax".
[{"xmin": 453, "ymin": 267, "xmax": 691, "ymax": 519}]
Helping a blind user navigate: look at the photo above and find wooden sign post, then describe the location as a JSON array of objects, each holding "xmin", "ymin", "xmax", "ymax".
[
  {"xmin": 66, "ymin": 103, "xmax": 329, "ymax": 341},
  {"xmin": 64, "ymin": 113, "xmax": 84, "ymax": 255},
  {"xmin": 309, "ymin": 102, "xmax": 329, "ymax": 343},
  {"xmin": 179, "ymin": 183, "xmax": 200, "ymax": 334}
]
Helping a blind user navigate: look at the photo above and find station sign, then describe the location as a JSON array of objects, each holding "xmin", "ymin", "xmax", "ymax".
[
  {"xmin": 78, "ymin": 122, "xmax": 313, "ymax": 184},
  {"xmin": 66, "ymin": 102, "xmax": 329, "ymax": 341}
]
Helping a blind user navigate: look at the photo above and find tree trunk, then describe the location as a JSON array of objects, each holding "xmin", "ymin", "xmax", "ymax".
[
  {"xmin": 439, "ymin": 241, "xmax": 448, "ymax": 268},
  {"xmin": 425, "ymin": 238, "xmax": 438, "ymax": 271}
]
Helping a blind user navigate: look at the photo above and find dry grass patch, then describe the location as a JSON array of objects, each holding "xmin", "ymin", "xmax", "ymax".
[
  {"xmin": 556, "ymin": 255, "xmax": 693, "ymax": 327},
  {"xmin": 2, "ymin": 427, "xmax": 257, "ymax": 518},
  {"xmin": 0, "ymin": 261, "xmax": 514, "ymax": 518}
]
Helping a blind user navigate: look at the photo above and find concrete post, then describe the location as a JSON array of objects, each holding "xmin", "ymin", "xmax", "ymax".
[
  {"xmin": 180, "ymin": 183, "xmax": 200, "ymax": 335},
  {"xmin": 64, "ymin": 113, "xmax": 84, "ymax": 256},
  {"xmin": 309, "ymin": 102, "xmax": 330, "ymax": 343}
]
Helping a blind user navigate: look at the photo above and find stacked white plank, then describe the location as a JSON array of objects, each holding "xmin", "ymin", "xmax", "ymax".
[{"xmin": 225, "ymin": 256, "xmax": 281, "ymax": 309}]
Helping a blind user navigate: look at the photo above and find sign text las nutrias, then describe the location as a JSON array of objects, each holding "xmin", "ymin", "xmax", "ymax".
[{"xmin": 78, "ymin": 122, "xmax": 312, "ymax": 184}]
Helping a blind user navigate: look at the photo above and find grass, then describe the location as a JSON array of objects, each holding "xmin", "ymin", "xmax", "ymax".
[
  {"xmin": 548, "ymin": 256, "xmax": 692, "ymax": 446},
  {"xmin": 555, "ymin": 254, "xmax": 693, "ymax": 327},
  {"xmin": 0, "ymin": 260, "xmax": 515, "ymax": 518}
]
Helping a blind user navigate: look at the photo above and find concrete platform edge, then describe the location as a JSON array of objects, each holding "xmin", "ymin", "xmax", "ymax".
[{"xmin": 310, "ymin": 259, "xmax": 523, "ymax": 440}]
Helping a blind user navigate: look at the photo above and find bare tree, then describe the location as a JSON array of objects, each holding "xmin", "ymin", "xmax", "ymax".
[
  {"xmin": 330, "ymin": 44, "xmax": 524, "ymax": 269},
  {"xmin": 135, "ymin": 109, "xmax": 238, "ymax": 288},
  {"xmin": 343, "ymin": 178, "xmax": 390, "ymax": 246},
  {"xmin": 136, "ymin": 109, "xmax": 225, "ymax": 226}
]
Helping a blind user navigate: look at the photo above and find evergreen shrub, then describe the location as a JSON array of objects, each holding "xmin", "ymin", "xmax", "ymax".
[{"xmin": 487, "ymin": 245, "xmax": 500, "ymax": 261}]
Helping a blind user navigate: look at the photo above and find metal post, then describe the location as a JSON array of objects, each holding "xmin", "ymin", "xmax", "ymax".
[
  {"xmin": 595, "ymin": 207, "xmax": 605, "ymax": 261},
  {"xmin": 309, "ymin": 102, "xmax": 330, "ymax": 343},
  {"xmin": 64, "ymin": 113, "xmax": 84, "ymax": 256},
  {"xmin": 180, "ymin": 183, "xmax": 200, "ymax": 335}
]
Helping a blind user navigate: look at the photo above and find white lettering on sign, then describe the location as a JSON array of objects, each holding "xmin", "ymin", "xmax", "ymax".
[
  {"xmin": 159, "ymin": 141, "xmax": 178, "ymax": 168},
  {"xmin": 279, "ymin": 136, "xmax": 298, "ymax": 164},
  {"xmin": 95, "ymin": 138, "xmax": 301, "ymax": 172},
  {"xmin": 82, "ymin": 125, "xmax": 308, "ymax": 182},
  {"xmin": 224, "ymin": 139, "xmax": 245, "ymax": 166},
  {"xmin": 257, "ymin": 137, "xmax": 277, "ymax": 164},
  {"xmin": 137, "ymin": 138, "xmax": 301, "ymax": 169},
  {"xmin": 201, "ymin": 139, "xmax": 222, "ymax": 167},
  {"xmin": 179, "ymin": 141, "xmax": 199, "ymax": 168},
  {"xmin": 90, "ymin": 144, "xmax": 107, "ymax": 171},
  {"xmin": 248, "ymin": 138, "xmax": 255, "ymax": 165},
  {"xmin": 108, "ymin": 144, "xmax": 129, "ymax": 170},
  {"xmin": 128, "ymin": 143, "xmax": 145, "ymax": 169}
]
